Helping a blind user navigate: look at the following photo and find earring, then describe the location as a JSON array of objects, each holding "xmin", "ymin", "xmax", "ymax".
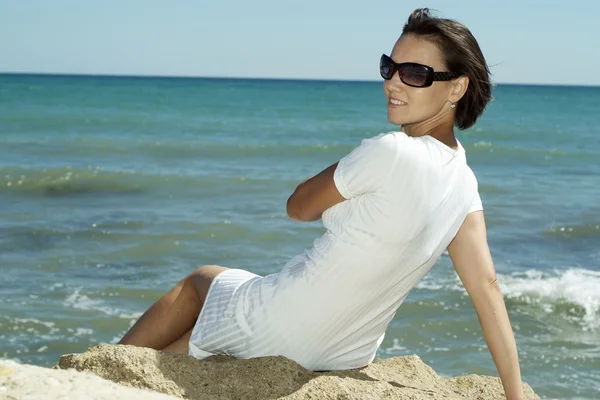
[{"xmin": 450, "ymin": 102, "xmax": 456, "ymax": 109}]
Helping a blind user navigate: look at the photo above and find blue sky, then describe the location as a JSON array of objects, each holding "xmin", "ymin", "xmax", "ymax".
[{"xmin": 1, "ymin": 0, "xmax": 598, "ymax": 85}]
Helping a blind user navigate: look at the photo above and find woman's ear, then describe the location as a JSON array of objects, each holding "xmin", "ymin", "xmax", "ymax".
[{"xmin": 450, "ymin": 76, "xmax": 469, "ymax": 103}]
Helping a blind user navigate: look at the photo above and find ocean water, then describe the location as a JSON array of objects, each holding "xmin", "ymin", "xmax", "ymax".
[{"xmin": 0, "ymin": 74, "xmax": 599, "ymax": 399}]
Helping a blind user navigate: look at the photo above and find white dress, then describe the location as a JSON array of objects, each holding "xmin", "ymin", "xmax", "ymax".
[{"xmin": 189, "ymin": 131, "xmax": 482, "ymax": 371}]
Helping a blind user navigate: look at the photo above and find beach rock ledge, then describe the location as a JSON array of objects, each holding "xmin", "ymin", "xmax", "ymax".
[{"xmin": 3, "ymin": 344, "xmax": 540, "ymax": 399}]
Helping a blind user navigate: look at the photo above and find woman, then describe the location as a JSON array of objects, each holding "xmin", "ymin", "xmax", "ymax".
[{"xmin": 119, "ymin": 8, "xmax": 527, "ymax": 399}]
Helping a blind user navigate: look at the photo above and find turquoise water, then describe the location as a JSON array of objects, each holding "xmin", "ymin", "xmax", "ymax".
[{"xmin": 1, "ymin": 74, "xmax": 599, "ymax": 399}]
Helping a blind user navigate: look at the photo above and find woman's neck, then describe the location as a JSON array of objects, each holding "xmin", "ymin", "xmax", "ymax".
[{"xmin": 401, "ymin": 119, "xmax": 458, "ymax": 149}]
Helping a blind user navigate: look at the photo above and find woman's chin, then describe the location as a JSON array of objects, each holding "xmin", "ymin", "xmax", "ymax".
[{"xmin": 387, "ymin": 113, "xmax": 407, "ymax": 126}]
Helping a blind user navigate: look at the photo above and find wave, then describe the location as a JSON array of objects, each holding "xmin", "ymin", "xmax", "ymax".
[
  {"xmin": 0, "ymin": 165, "xmax": 291, "ymax": 197},
  {"xmin": 0, "ymin": 166, "xmax": 144, "ymax": 197},
  {"xmin": 417, "ymin": 267, "xmax": 600, "ymax": 331},
  {"xmin": 63, "ymin": 288, "xmax": 142, "ymax": 318},
  {"xmin": 499, "ymin": 268, "xmax": 600, "ymax": 330}
]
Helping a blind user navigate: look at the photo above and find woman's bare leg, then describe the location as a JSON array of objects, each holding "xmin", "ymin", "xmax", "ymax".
[
  {"xmin": 118, "ymin": 265, "xmax": 229, "ymax": 350},
  {"xmin": 161, "ymin": 328, "xmax": 193, "ymax": 354}
]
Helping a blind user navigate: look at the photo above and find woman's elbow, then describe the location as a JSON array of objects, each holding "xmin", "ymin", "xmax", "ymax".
[
  {"xmin": 488, "ymin": 276, "xmax": 500, "ymax": 289},
  {"xmin": 466, "ymin": 275, "xmax": 501, "ymax": 298},
  {"xmin": 286, "ymin": 195, "xmax": 305, "ymax": 221},
  {"xmin": 287, "ymin": 200, "xmax": 320, "ymax": 222}
]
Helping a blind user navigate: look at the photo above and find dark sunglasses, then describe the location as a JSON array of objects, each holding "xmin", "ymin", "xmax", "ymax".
[{"xmin": 380, "ymin": 54, "xmax": 462, "ymax": 87}]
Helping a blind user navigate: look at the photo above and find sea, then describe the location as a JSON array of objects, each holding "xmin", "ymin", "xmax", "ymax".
[{"xmin": 0, "ymin": 74, "xmax": 599, "ymax": 399}]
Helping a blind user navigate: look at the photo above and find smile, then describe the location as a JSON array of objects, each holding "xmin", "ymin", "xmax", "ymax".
[{"xmin": 389, "ymin": 98, "xmax": 407, "ymax": 106}]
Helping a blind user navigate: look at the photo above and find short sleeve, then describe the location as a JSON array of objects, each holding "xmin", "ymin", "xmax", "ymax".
[
  {"xmin": 333, "ymin": 133, "xmax": 398, "ymax": 199},
  {"xmin": 469, "ymin": 190, "xmax": 483, "ymax": 213},
  {"xmin": 467, "ymin": 167, "xmax": 483, "ymax": 213}
]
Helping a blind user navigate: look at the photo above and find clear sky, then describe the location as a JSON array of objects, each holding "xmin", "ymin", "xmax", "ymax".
[{"xmin": 1, "ymin": 0, "xmax": 598, "ymax": 85}]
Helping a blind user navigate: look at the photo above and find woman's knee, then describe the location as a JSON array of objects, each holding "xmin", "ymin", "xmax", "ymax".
[
  {"xmin": 189, "ymin": 264, "xmax": 228, "ymax": 278},
  {"xmin": 186, "ymin": 265, "xmax": 229, "ymax": 299}
]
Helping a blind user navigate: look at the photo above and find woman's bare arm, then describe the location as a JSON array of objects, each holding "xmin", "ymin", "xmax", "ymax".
[
  {"xmin": 286, "ymin": 162, "xmax": 345, "ymax": 222},
  {"xmin": 447, "ymin": 211, "xmax": 527, "ymax": 400}
]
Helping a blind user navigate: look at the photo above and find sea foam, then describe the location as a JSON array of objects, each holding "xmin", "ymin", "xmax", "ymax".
[
  {"xmin": 498, "ymin": 268, "xmax": 600, "ymax": 330},
  {"xmin": 417, "ymin": 267, "xmax": 600, "ymax": 330}
]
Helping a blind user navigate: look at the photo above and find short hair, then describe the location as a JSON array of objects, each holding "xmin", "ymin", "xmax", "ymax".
[{"xmin": 402, "ymin": 8, "xmax": 493, "ymax": 130}]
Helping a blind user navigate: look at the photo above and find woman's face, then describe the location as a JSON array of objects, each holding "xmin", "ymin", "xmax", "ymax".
[{"xmin": 384, "ymin": 34, "xmax": 456, "ymax": 130}]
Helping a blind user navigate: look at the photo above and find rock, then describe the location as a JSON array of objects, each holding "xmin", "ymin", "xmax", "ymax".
[
  {"xmin": 0, "ymin": 359, "xmax": 179, "ymax": 400},
  {"xmin": 53, "ymin": 344, "xmax": 540, "ymax": 400}
]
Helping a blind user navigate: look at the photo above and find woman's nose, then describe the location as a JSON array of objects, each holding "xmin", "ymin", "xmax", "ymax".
[{"xmin": 385, "ymin": 71, "xmax": 405, "ymax": 90}]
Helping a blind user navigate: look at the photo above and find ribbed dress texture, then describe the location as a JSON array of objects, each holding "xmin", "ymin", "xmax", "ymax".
[{"xmin": 189, "ymin": 131, "xmax": 482, "ymax": 371}]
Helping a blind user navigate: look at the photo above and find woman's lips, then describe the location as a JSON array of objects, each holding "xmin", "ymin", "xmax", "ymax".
[{"xmin": 388, "ymin": 98, "xmax": 407, "ymax": 107}]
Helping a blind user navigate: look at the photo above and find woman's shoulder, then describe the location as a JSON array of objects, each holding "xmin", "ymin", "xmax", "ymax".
[
  {"xmin": 358, "ymin": 131, "xmax": 414, "ymax": 155},
  {"xmin": 368, "ymin": 131, "xmax": 411, "ymax": 143},
  {"xmin": 347, "ymin": 131, "xmax": 427, "ymax": 172}
]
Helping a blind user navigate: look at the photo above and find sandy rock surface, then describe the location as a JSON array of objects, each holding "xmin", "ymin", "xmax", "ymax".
[
  {"xmin": 0, "ymin": 358, "xmax": 179, "ymax": 400},
  {"xmin": 52, "ymin": 344, "xmax": 540, "ymax": 400}
]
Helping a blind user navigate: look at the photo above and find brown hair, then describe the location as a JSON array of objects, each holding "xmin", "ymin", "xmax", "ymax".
[{"xmin": 402, "ymin": 8, "xmax": 492, "ymax": 130}]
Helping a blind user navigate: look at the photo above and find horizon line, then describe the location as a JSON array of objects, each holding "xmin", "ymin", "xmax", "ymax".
[{"xmin": 1, "ymin": 71, "xmax": 598, "ymax": 88}]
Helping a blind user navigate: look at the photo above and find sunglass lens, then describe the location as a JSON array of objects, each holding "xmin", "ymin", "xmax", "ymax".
[
  {"xmin": 380, "ymin": 55, "xmax": 395, "ymax": 80},
  {"xmin": 380, "ymin": 66, "xmax": 393, "ymax": 80},
  {"xmin": 399, "ymin": 65, "xmax": 428, "ymax": 87}
]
